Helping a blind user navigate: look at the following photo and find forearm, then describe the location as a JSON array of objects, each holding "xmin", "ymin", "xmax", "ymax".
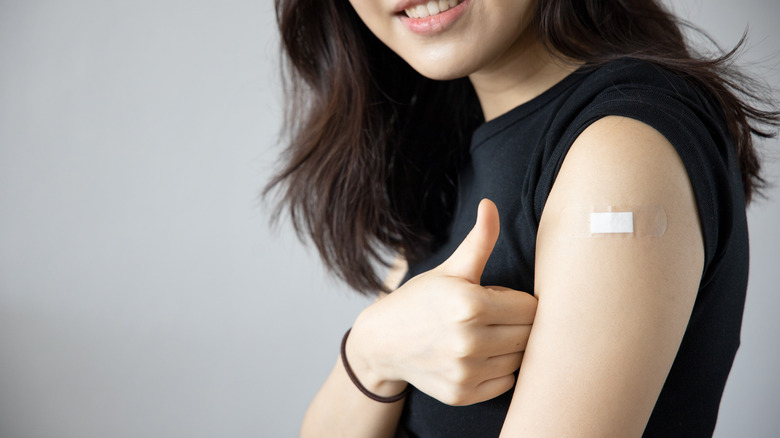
[
  {"xmin": 300, "ymin": 355, "xmax": 404, "ymax": 438},
  {"xmin": 300, "ymin": 260, "xmax": 408, "ymax": 437},
  {"xmin": 300, "ymin": 237, "xmax": 536, "ymax": 436}
]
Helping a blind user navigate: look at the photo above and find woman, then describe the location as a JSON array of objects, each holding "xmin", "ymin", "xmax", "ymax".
[{"xmin": 267, "ymin": 0, "xmax": 778, "ymax": 436}]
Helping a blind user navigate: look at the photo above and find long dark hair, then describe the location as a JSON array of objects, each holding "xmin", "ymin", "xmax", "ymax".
[{"xmin": 266, "ymin": 0, "xmax": 778, "ymax": 294}]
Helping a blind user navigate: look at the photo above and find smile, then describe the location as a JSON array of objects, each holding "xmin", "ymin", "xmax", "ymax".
[
  {"xmin": 397, "ymin": 0, "xmax": 470, "ymax": 34},
  {"xmin": 404, "ymin": 0, "xmax": 465, "ymax": 18}
]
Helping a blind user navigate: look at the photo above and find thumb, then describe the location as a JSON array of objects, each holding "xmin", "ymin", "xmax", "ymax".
[{"xmin": 438, "ymin": 198, "xmax": 500, "ymax": 284}]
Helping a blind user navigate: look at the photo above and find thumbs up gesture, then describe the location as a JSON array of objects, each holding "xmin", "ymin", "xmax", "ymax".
[
  {"xmin": 439, "ymin": 197, "xmax": 503, "ymax": 284},
  {"xmin": 346, "ymin": 199, "xmax": 538, "ymax": 406}
]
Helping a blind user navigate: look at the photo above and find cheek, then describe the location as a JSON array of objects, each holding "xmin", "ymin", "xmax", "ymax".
[{"xmin": 347, "ymin": 1, "xmax": 391, "ymax": 40}]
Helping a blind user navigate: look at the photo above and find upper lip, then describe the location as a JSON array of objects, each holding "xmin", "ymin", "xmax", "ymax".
[{"xmin": 393, "ymin": 0, "xmax": 432, "ymax": 14}]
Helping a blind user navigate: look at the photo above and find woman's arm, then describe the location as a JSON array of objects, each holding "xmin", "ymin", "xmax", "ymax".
[
  {"xmin": 302, "ymin": 207, "xmax": 538, "ymax": 437},
  {"xmin": 300, "ymin": 352, "xmax": 407, "ymax": 438},
  {"xmin": 300, "ymin": 258, "xmax": 409, "ymax": 438},
  {"xmin": 500, "ymin": 116, "xmax": 704, "ymax": 436}
]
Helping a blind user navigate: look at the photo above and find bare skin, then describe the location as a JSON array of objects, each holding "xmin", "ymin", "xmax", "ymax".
[
  {"xmin": 499, "ymin": 116, "xmax": 703, "ymax": 436},
  {"xmin": 300, "ymin": 118, "xmax": 703, "ymax": 437},
  {"xmin": 301, "ymin": 200, "xmax": 537, "ymax": 437},
  {"xmin": 301, "ymin": 1, "xmax": 704, "ymax": 436}
]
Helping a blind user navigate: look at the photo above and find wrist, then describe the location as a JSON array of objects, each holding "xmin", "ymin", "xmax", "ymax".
[{"xmin": 344, "ymin": 319, "xmax": 408, "ymax": 398}]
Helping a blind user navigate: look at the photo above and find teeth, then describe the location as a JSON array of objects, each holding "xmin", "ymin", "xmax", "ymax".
[
  {"xmin": 426, "ymin": 1, "xmax": 439, "ymax": 15},
  {"xmin": 405, "ymin": 0, "xmax": 462, "ymax": 18}
]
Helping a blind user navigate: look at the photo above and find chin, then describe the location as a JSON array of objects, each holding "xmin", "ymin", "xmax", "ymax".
[
  {"xmin": 406, "ymin": 60, "xmax": 474, "ymax": 81},
  {"xmin": 417, "ymin": 70, "xmax": 466, "ymax": 81}
]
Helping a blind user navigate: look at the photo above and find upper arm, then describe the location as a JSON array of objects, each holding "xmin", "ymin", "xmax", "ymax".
[{"xmin": 500, "ymin": 116, "xmax": 704, "ymax": 437}]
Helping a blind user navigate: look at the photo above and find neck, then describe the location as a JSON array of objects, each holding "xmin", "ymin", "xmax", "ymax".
[{"xmin": 469, "ymin": 36, "xmax": 580, "ymax": 122}]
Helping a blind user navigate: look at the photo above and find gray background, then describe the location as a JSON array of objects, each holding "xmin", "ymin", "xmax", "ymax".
[{"xmin": 0, "ymin": 0, "xmax": 777, "ymax": 436}]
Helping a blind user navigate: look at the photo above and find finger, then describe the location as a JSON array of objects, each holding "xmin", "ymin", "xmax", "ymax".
[
  {"xmin": 484, "ymin": 352, "xmax": 524, "ymax": 379},
  {"xmin": 469, "ymin": 374, "xmax": 516, "ymax": 405},
  {"xmin": 481, "ymin": 286, "xmax": 538, "ymax": 324},
  {"xmin": 438, "ymin": 199, "xmax": 500, "ymax": 284},
  {"xmin": 476, "ymin": 325, "xmax": 533, "ymax": 356}
]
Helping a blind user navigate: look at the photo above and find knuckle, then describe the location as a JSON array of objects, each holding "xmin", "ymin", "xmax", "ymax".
[
  {"xmin": 450, "ymin": 293, "xmax": 483, "ymax": 323},
  {"xmin": 451, "ymin": 335, "xmax": 478, "ymax": 359},
  {"xmin": 447, "ymin": 362, "xmax": 476, "ymax": 388}
]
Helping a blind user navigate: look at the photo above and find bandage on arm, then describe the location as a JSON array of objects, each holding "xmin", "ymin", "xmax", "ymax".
[
  {"xmin": 559, "ymin": 205, "xmax": 667, "ymax": 237},
  {"xmin": 500, "ymin": 116, "xmax": 704, "ymax": 437}
]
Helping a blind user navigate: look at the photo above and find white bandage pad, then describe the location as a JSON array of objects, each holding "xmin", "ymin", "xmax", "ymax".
[
  {"xmin": 590, "ymin": 212, "xmax": 634, "ymax": 234},
  {"xmin": 559, "ymin": 205, "xmax": 667, "ymax": 238}
]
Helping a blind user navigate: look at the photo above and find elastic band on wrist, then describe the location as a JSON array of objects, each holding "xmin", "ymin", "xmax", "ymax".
[{"xmin": 340, "ymin": 328, "xmax": 409, "ymax": 403}]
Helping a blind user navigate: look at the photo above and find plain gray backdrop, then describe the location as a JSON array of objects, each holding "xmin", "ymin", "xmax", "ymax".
[{"xmin": 0, "ymin": 1, "xmax": 778, "ymax": 436}]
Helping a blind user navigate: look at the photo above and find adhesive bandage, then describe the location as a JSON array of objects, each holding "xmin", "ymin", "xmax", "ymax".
[{"xmin": 558, "ymin": 205, "xmax": 667, "ymax": 238}]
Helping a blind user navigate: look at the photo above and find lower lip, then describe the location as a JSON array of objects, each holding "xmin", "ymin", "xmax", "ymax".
[{"xmin": 398, "ymin": 0, "xmax": 471, "ymax": 35}]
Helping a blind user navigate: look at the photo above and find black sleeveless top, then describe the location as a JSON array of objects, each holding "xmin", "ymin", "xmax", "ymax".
[{"xmin": 397, "ymin": 59, "xmax": 748, "ymax": 437}]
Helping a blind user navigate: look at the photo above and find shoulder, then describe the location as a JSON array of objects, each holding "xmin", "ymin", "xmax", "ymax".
[
  {"xmin": 559, "ymin": 57, "xmax": 726, "ymax": 132},
  {"xmin": 551, "ymin": 115, "xmax": 691, "ymax": 200},
  {"xmin": 540, "ymin": 116, "xmax": 701, "ymax": 235},
  {"xmin": 533, "ymin": 58, "xmax": 737, "ymax": 267},
  {"xmin": 576, "ymin": 57, "xmax": 699, "ymax": 97},
  {"xmin": 537, "ymin": 57, "xmax": 732, "ymax": 181}
]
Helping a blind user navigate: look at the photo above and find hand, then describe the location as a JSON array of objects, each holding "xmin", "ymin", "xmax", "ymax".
[{"xmin": 346, "ymin": 199, "xmax": 538, "ymax": 406}]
